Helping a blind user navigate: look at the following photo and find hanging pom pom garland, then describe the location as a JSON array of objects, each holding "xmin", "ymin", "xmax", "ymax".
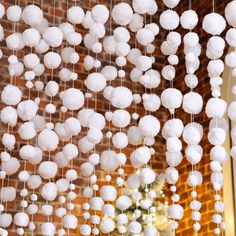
[
  {"xmin": 160, "ymin": 0, "xmax": 184, "ymax": 233},
  {"xmin": 181, "ymin": 0, "xmax": 203, "ymax": 233},
  {"xmin": 0, "ymin": 0, "xmax": 236, "ymax": 235},
  {"xmin": 203, "ymin": 0, "xmax": 228, "ymax": 234}
]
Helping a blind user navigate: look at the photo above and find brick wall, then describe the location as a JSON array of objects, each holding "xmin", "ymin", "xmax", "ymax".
[{"xmin": 0, "ymin": 0, "xmax": 231, "ymax": 235}]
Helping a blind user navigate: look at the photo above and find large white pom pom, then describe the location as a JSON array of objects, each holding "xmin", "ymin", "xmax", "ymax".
[
  {"xmin": 43, "ymin": 27, "xmax": 63, "ymax": 48},
  {"xmin": 160, "ymin": 10, "xmax": 179, "ymax": 30},
  {"xmin": 38, "ymin": 161, "xmax": 58, "ymax": 179},
  {"xmin": 67, "ymin": 6, "xmax": 85, "ymax": 24},
  {"xmin": 63, "ymin": 215, "xmax": 78, "ymax": 229},
  {"xmin": 110, "ymin": 86, "xmax": 132, "ymax": 108},
  {"xmin": 14, "ymin": 212, "xmax": 29, "ymax": 227},
  {"xmin": 203, "ymin": 13, "xmax": 226, "ymax": 35},
  {"xmin": 180, "ymin": 10, "xmax": 198, "ymax": 30},
  {"xmin": 128, "ymin": 221, "xmax": 142, "ymax": 234},
  {"xmin": 127, "ymin": 126, "xmax": 143, "ymax": 145},
  {"xmin": 112, "ymin": 110, "xmax": 130, "ymax": 128},
  {"xmin": 206, "ymin": 98, "xmax": 227, "ymax": 118},
  {"xmin": 100, "ymin": 186, "xmax": 117, "ymax": 201},
  {"xmin": 0, "ymin": 187, "xmax": 16, "ymax": 202},
  {"xmin": 101, "ymin": 150, "xmax": 118, "ymax": 171},
  {"xmin": 85, "ymin": 73, "xmax": 106, "ymax": 92},
  {"xmin": 140, "ymin": 168, "xmax": 156, "ymax": 185},
  {"xmin": 1, "ymin": 85, "xmax": 22, "ymax": 106},
  {"xmin": 116, "ymin": 196, "xmax": 132, "ymax": 211},
  {"xmin": 183, "ymin": 123, "xmax": 203, "ymax": 145},
  {"xmin": 38, "ymin": 129, "xmax": 59, "ymax": 151},
  {"xmin": 182, "ymin": 92, "xmax": 203, "ymax": 115},
  {"xmin": 168, "ymin": 204, "xmax": 184, "ymax": 220},
  {"xmin": 44, "ymin": 52, "xmax": 61, "ymax": 69},
  {"xmin": 100, "ymin": 217, "xmax": 115, "ymax": 234},
  {"xmin": 162, "ymin": 118, "xmax": 183, "ymax": 139},
  {"xmin": 22, "ymin": 5, "xmax": 43, "ymax": 25},
  {"xmin": 41, "ymin": 182, "xmax": 57, "ymax": 201},
  {"xmin": 1, "ymin": 106, "xmax": 18, "ymax": 126},
  {"xmin": 225, "ymin": 1, "xmax": 236, "ymax": 27},
  {"xmin": 112, "ymin": 3, "xmax": 133, "ymax": 26},
  {"xmin": 40, "ymin": 222, "xmax": 56, "ymax": 236},
  {"xmin": 163, "ymin": 0, "xmax": 180, "ymax": 8},
  {"xmin": 91, "ymin": 4, "xmax": 109, "ymax": 24},
  {"xmin": 138, "ymin": 115, "xmax": 160, "ymax": 137},
  {"xmin": 7, "ymin": 5, "xmax": 22, "ymax": 22},
  {"xmin": 61, "ymin": 88, "xmax": 84, "ymax": 110},
  {"xmin": 161, "ymin": 88, "xmax": 183, "ymax": 113},
  {"xmin": 17, "ymin": 100, "xmax": 38, "ymax": 121}
]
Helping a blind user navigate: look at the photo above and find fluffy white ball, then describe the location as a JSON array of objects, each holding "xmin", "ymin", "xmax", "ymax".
[
  {"xmin": 101, "ymin": 150, "xmax": 118, "ymax": 172},
  {"xmin": 41, "ymin": 182, "xmax": 57, "ymax": 201},
  {"xmin": 206, "ymin": 98, "xmax": 227, "ymax": 118},
  {"xmin": 160, "ymin": 10, "xmax": 179, "ymax": 30},
  {"xmin": 7, "ymin": 5, "xmax": 22, "ymax": 22},
  {"xmin": 138, "ymin": 115, "xmax": 160, "ymax": 137},
  {"xmin": 2, "ymin": 157, "xmax": 20, "ymax": 175},
  {"xmin": 67, "ymin": 6, "xmax": 85, "ymax": 24},
  {"xmin": 63, "ymin": 215, "xmax": 78, "ymax": 229},
  {"xmin": 85, "ymin": 73, "xmax": 106, "ymax": 92},
  {"xmin": 17, "ymin": 100, "xmax": 38, "ymax": 121},
  {"xmin": 163, "ymin": 0, "xmax": 180, "ymax": 8},
  {"xmin": 0, "ymin": 3, "xmax": 5, "ymax": 19},
  {"xmin": 161, "ymin": 88, "xmax": 183, "ymax": 112},
  {"xmin": 183, "ymin": 123, "xmax": 203, "ymax": 145},
  {"xmin": 208, "ymin": 127, "xmax": 226, "ymax": 146},
  {"xmin": 110, "ymin": 86, "xmax": 132, "ymax": 108},
  {"xmin": 186, "ymin": 145, "xmax": 203, "ymax": 165},
  {"xmin": 38, "ymin": 161, "xmax": 58, "ymax": 179},
  {"xmin": 61, "ymin": 88, "xmax": 84, "ymax": 110},
  {"xmin": 0, "ymin": 213, "xmax": 12, "ymax": 228},
  {"xmin": 1, "ymin": 85, "xmax": 22, "ymax": 106},
  {"xmin": 166, "ymin": 151, "xmax": 183, "ymax": 167},
  {"xmin": 225, "ymin": 1, "xmax": 236, "ymax": 27},
  {"xmin": 100, "ymin": 217, "xmax": 115, "ymax": 234},
  {"xmin": 90, "ymin": 197, "xmax": 104, "ymax": 211},
  {"xmin": 43, "ymin": 27, "xmax": 63, "ymax": 48},
  {"xmin": 128, "ymin": 221, "xmax": 142, "ymax": 234},
  {"xmin": 140, "ymin": 168, "xmax": 156, "ymax": 185},
  {"xmin": 1, "ymin": 106, "xmax": 18, "ymax": 126},
  {"xmin": 116, "ymin": 196, "xmax": 132, "ymax": 211},
  {"xmin": 22, "ymin": 28, "xmax": 41, "ymax": 47},
  {"xmin": 136, "ymin": 55, "xmax": 153, "ymax": 71},
  {"xmin": 18, "ymin": 121, "xmax": 36, "ymax": 140},
  {"xmin": 142, "ymin": 94, "xmax": 160, "ymax": 112},
  {"xmin": 0, "ymin": 187, "xmax": 16, "ymax": 202},
  {"xmin": 14, "ymin": 212, "xmax": 29, "ymax": 227},
  {"xmin": 100, "ymin": 186, "xmax": 117, "ymax": 201},
  {"xmin": 112, "ymin": 132, "xmax": 128, "ymax": 149},
  {"xmin": 22, "ymin": 5, "xmax": 43, "ymax": 25},
  {"xmin": 112, "ymin": 110, "xmax": 130, "ymax": 128},
  {"xmin": 112, "ymin": 3, "xmax": 133, "ymax": 26},
  {"xmin": 127, "ymin": 126, "xmax": 143, "ymax": 146},
  {"xmin": 203, "ymin": 13, "xmax": 226, "ymax": 35},
  {"xmin": 140, "ymin": 69, "xmax": 161, "ymax": 89},
  {"xmin": 225, "ymin": 51, "xmax": 236, "ymax": 68},
  {"xmin": 41, "ymin": 222, "xmax": 56, "ymax": 236},
  {"xmin": 162, "ymin": 118, "xmax": 183, "ymax": 139},
  {"xmin": 226, "ymin": 28, "xmax": 236, "ymax": 47},
  {"xmin": 6, "ymin": 33, "xmax": 25, "ymax": 50},
  {"xmin": 168, "ymin": 204, "xmax": 184, "ymax": 220},
  {"xmin": 38, "ymin": 129, "xmax": 59, "ymax": 151},
  {"xmin": 44, "ymin": 52, "xmax": 61, "ymax": 69},
  {"xmin": 183, "ymin": 92, "xmax": 203, "ymax": 115},
  {"xmin": 91, "ymin": 4, "xmax": 109, "ymax": 24},
  {"xmin": 180, "ymin": 10, "xmax": 198, "ymax": 30}
]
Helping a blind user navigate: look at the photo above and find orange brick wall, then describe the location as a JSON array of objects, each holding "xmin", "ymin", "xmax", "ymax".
[{"xmin": 0, "ymin": 0, "xmax": 231, "ymax": 236}]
